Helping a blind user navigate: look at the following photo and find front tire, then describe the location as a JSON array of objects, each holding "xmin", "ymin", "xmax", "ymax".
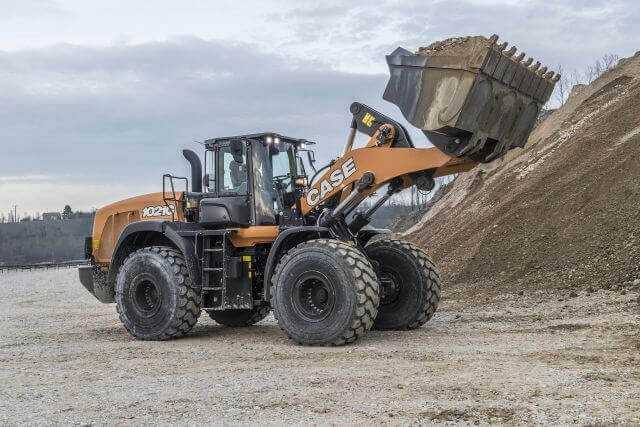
[
  {"xmin": 365, "ymin": 235, "xmax": 441, "ymax": 330},
  {"xmin": 271, "ymin": 239, "xmax": 379, "ymax": 346},
  {"xmin": 115, "ymin": 246, "xmax": 201, "ymax": 340},
  {"xmin": 207, "ymin": 304, "xmax": 270, "ymax": 327}
]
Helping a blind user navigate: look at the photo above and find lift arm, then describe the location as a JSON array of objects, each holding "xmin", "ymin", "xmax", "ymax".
[{"xmin": 299, "ymin": 125, "xmax": 477, "ymax": 220}]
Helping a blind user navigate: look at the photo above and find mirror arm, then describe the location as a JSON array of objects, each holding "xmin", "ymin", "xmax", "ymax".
[{"xmin": 306, "ymin": 151, "xmax": 317, "ymax": 173}]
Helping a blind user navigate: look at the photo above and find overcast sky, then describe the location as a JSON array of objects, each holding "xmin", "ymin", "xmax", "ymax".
[{"xmin": 1, "ymin": 0, "xmax": 638, "ymax": 216}]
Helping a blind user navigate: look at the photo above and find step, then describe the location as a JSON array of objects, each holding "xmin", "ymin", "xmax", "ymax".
[
  {"xmin": 204, "ymin": 248, "xmax": 223, "ymax": 253},
  {"xmin": 203, "ymin": 267, "xmax": 223, "ymax": 272},
  {"xmin": 202, "ymin": 286, "xmax": 224, "ymax": 291}
]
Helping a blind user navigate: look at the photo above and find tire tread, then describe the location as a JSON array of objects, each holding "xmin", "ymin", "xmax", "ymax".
[
  {"xmin": 367, "ymin": 235, "xmax": 441, "ymax": 330},
  {"xmin": 115, "ymin": 246, "xmax": 201, "ymax": 340},
  {"xmin": 271, "ymin": 238, "xmax": 379, "ymax": 346},
  {"xmin": 206, "ymin": 304, "xmax": 271, "ymax": 327}
]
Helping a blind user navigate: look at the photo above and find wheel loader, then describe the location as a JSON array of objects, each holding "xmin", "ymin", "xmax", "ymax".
[{"xmin": 78, "ymin": 35, "xmax": 558, "ymax": 345}]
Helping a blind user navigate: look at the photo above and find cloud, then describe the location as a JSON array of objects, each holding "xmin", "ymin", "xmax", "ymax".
[
  {"xmin": 2, "ymin": 0, "xmax": 638, "ymax": 212},
  {"xmin": 0, "ymin": 37, "xmax": 399, "ymax": 211},
  {"xmin": 1, "ymin": 0, "xmax": 66, "ymax": 21},
  {"xmin": 0, "ymin": 174, "xmax": 51, "ymax": 182},
  {"xmin": 0, "ymin": 179, "xmax": 157, "ymax": 215},
  {"xmin": 275, "ymin": 0, "xmax": 640, "ymax": 74}
]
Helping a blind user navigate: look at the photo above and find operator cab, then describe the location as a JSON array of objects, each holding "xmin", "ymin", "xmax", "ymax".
[{"xmin": 197, "ymin": 132, "xmax": 315, "ymax": 228}]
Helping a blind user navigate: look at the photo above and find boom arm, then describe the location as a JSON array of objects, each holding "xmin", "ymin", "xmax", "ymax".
[
  {"xmin": 301, "ymin": 143, "xmax": 475, "ymax": 215},
  {"xmin": 299, "ymin": 121, "xmax": 477, "ymax": 234}
]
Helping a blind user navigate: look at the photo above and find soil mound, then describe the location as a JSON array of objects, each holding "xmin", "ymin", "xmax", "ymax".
[
  {"xmin": 417, "ymin": 35, "xmax": 490, "ymax": 56},
  {"xmin": 407, "ymin": 51, "xmax": 640, "ymax": 293}
]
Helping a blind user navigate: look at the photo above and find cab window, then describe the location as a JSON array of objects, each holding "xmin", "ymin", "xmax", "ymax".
[
  {"xmin": 271, "ymin": 149, "xmax": 293, "ymax": 192},
  {"xmin": 219, "ymin": 145, "xmax": 247, "ymax": 195},
  {"xmin": 205, "ymin": 149, "xmax": 215, "ymax": 191}
]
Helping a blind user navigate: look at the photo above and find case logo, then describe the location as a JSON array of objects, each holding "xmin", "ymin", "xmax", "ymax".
[
  {"xmin": 141, "ymin": 205, "xmax": 175, "ymax": 218},
  {"xmin": 306, "ymin": 158, "xmax": 357, "ymax": 207}
]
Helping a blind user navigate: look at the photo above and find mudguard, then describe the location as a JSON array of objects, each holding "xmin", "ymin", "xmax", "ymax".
[
  {"xmin": 111, "ymin": 221, "xmax": 200, "ymax": 288},
  {"xmin": 261, "ymin": 226, "xmax": 389, "ymax": 302},
  {"xmin": 79, "ymin": 221, "xmax": 200, "ymax": 304},
  {"xmin": 262, "ymin": 226, "xmax": 331, "ymax": 302}
]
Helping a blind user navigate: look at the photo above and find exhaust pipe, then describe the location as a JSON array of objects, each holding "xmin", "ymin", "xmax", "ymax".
[{"xmin": 182, "ymin": 149, "xmax": 202, "ymax": 193}]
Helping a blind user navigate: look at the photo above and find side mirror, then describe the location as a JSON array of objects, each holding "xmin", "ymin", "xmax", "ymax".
[
  {"xmin": 306, "ymin": 150, "xmax": 317, "ymax": 173},
  {"xmin": 230, "ymin": 138, "xmax": 244, "ymax": 164},
  {"xmin": 307, "ymin": 150, "xmax": 316, "ymax": 162}
]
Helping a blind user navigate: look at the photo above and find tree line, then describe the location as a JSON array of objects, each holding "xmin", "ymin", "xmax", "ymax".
[
  {"xmin": 0, "ymin": 205, "xmax": 94, "ymax": 223},
  {"xmin": 0, "ymin": 205, "xmax": 94, "ymax": 265}
]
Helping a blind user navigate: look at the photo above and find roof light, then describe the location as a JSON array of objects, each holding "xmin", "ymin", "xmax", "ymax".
[
  {"xmin": 274, "ymin": 137, "xmax": 281, "ymax": 145},
  {"xmin": 299, "ymin": 142, "xmax": 307, "ymax": 150},
  {"xmin": 265, "ymin": 136, "xmax": 273, "ymax": 144}
]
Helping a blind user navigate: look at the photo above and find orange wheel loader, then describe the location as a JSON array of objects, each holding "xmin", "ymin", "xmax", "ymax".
[{"xmin": 78, "ymin": 35, "xmax": 558, "ymax": 345}]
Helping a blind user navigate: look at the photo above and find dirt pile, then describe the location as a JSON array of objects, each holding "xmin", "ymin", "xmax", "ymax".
[
  {"xmin": 417, "ymin": 35, "xmax": 490, "ymax": 56},
  {"xmin": 407, "ymin": 51, "xmax": 640, "ymax": 293}
]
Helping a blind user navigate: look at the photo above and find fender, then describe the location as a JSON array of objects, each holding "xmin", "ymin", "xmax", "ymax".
[
  {"xmin": 262, "ymin": 226, "xmax": 331, "ymax": 302},
  {"xmin": 110, "ymin": 221, "xmax": 200, "ymax": 289},
  {"xmin": 357, "ymin": 227, "xmax": 390, "ymax": 246}
]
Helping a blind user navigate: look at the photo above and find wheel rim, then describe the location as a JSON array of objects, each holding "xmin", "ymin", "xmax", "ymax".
[
  {"xmin": 131, "ymin": 274, "xmax": 162, "ymax": 317},
  {"xmin": 378, "ymin": 268, "xmax": 402, "ymax": 307},
  {"xmin": 291, "ymin": 272, "xmax": 335, "ymax": 322}
]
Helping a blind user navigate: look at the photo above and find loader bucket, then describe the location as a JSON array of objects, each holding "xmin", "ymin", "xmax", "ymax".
[{"xmin": 383, "ymin": 35, "xmax": 559, "ymax": 163}]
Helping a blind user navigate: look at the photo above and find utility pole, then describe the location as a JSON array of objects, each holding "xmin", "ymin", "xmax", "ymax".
[{"xmin": 13, "ymin": 205, "xmax": 17, "ymax": 223}]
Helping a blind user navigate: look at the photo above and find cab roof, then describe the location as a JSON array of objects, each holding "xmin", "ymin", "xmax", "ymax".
[{"xmin": 204, "ymin": 132, "xmax": 316, "ymax": 149}]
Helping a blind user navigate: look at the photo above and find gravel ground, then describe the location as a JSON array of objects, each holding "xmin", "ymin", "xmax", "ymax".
[{"xmin": 1, "ymin": 268, "xmax": 639, "ymax": 425}]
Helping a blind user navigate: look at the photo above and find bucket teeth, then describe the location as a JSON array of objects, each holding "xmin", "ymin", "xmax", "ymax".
[
  {"xmin": 552, "ymin": 74, "xmax": 562, "ymax": 83},
  {"xmin": 488, "ymin": 34, "xmax": 559, "ymax": 85},
  {"xmin": 487, "ymin": 36, "xmax": 558, "ymax": 88},
  {"xmin": 505, "ymin": 46, "xmax": 517, "ymax": 57}
]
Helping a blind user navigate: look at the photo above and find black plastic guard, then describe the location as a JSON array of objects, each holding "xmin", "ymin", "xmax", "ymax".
[{"xmin": 78, "ymin": 265, "xmax": 114, "ymax": 303}]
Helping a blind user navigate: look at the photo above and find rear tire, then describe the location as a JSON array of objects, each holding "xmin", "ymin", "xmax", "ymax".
[
  {"xmin": 207, "ymin": 304, "xmax": 270, "ymax": 327},
  {"xmin": 115, "ymin": 246, "xmax": 201, "ymax": 340},
  {"xmin": 271, "ymin": 239, "xmax": 379, "ymax": 346},
  {"xmin": 365, "ymin": 235, "xmax": 441, "ymax": 330}
]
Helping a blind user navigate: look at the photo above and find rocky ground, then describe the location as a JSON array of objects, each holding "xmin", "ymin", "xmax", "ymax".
[{"xmin": 2, "ymin": 268, "xmax": 639, "ymax": 425}]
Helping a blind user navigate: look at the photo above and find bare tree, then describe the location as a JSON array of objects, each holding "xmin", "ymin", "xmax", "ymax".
[
  {"xmin": 584, "ymin": 53, "xmax": 619, "ymax": 83},
  {"xmin": 551, "ymin": 53, "xmax": 620, "ymax": 107},
  {"xmin": 602, "ymin": 53, "xmax": 619, "ymax": 70},
  {"xmin": 577, "ymin": 54, "xmax": 619, "ymax": 86},
  {"xmin": 554, "ymin": 65, "xmax": 567, "ymax": 106}
]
